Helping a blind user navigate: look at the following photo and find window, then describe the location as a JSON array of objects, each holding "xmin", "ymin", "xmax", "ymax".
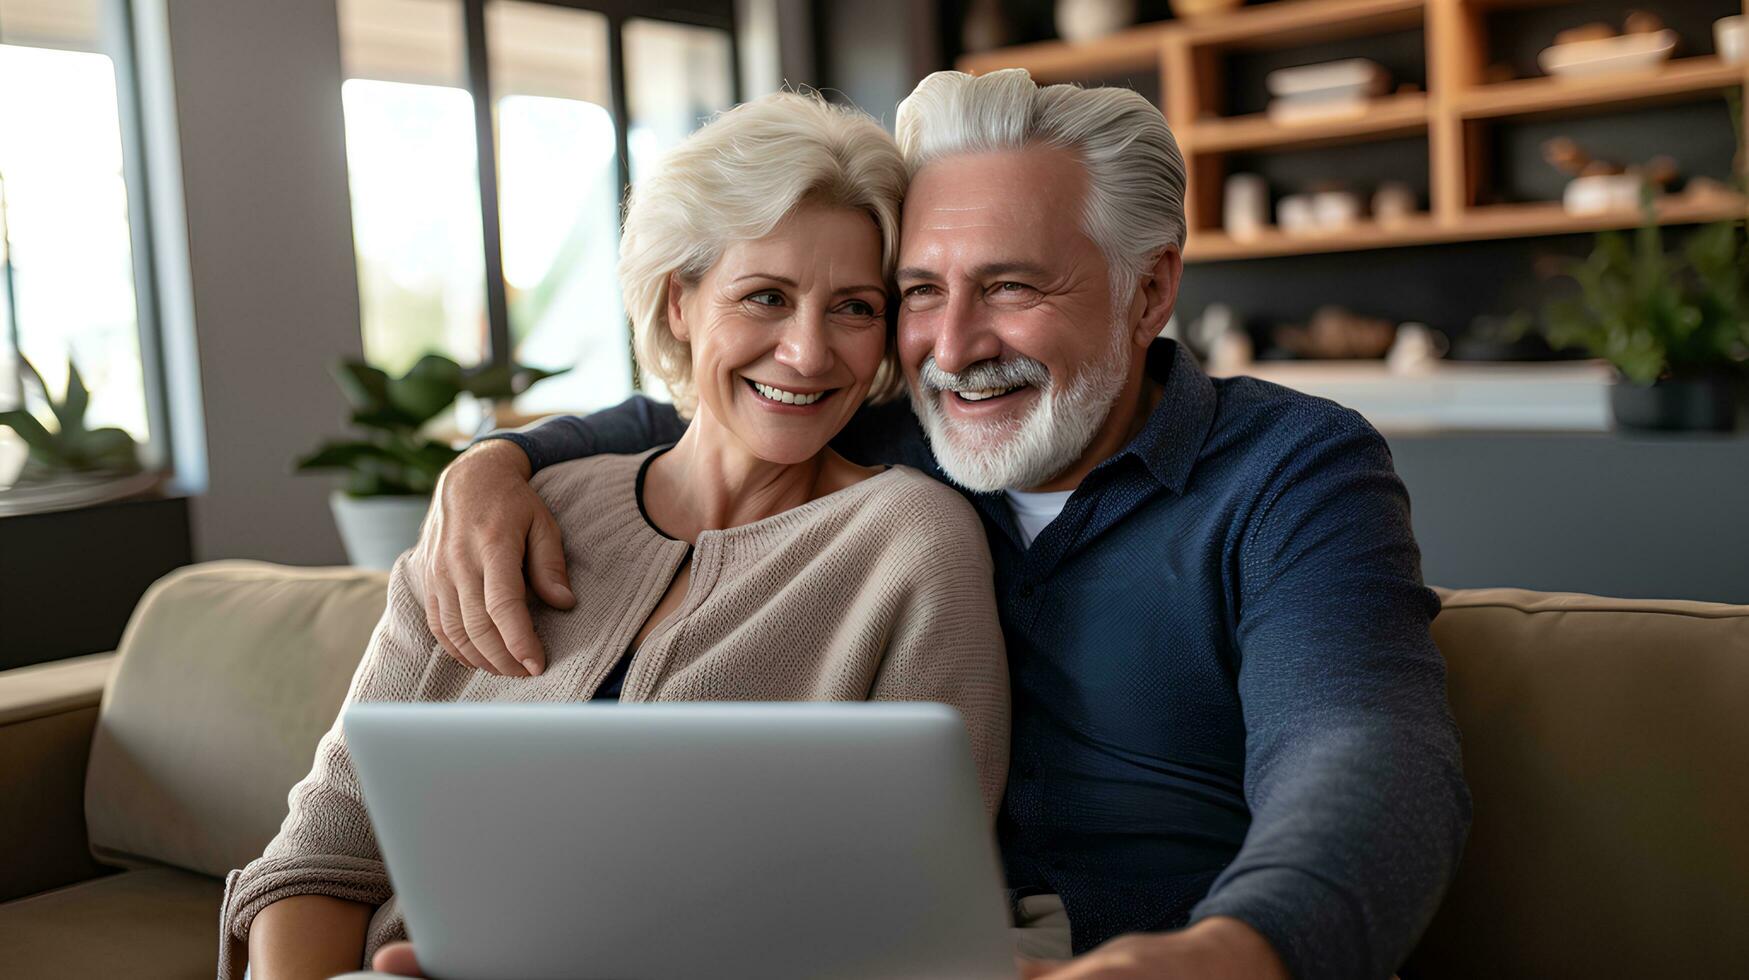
[
  {"xmin": 0, "ymin": 0, "xmax": 154, "ymax": 483},
  {"xmin": 336, "ymin": 0, "xmax": 738, "ymax": 415},
  {"xmin": 338, "ymin": 0, "xmax": 486, "ymax": 374},
  {"xmin": 485, "ymin": 1, "xmax": 625, "ymax": 413},
  {"xmin": 623, "ymin": 18, "xmax": 736, "ymax": 184}
]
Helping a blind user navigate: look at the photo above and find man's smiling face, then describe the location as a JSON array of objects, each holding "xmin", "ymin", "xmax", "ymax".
[{"xmin": 895, "ymin": 147, "xmax": 1137, "ymax": 492}]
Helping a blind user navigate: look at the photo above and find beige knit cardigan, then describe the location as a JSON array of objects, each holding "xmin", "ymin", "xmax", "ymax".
[{"xmin": 218, "ymin": 450, "xmax": 1009, "ymax": 977}]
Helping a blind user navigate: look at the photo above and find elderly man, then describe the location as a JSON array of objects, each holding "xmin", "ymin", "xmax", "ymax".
[{"xmin": 402, "ymin": 69, "xmax": 1470, "ymax": 980}]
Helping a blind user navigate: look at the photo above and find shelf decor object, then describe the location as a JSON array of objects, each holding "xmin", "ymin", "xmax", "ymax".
[
  {"xmin": 955, "ymin": 0, "xmax": 1749, "ymax": 264},
  {"xmin": 1056, "ymin": 0, "xmax": 1137, "ymax": 43},
  {"xmin": 1718, "ymin": 15, "xmax": 1746, "ymax": 63},
  {"xmin": 1264, "ymin": 57, "xmax": 1392, "ymax": 124},
  {"xmin": 1223, "ymin": 172, "xmax": 1270, "ymax": 238},
  {"xmin": 1538, "ymin": 29, "xmax": 1678, "ymax": 79}
]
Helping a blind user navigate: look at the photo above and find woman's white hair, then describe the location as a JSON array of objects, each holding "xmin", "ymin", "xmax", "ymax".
[
  {"xmin": 894, "ymin": 69, "xmax": 1187, "ymax": 304},
  {"xmin": 619, "ymin": 91, "xmax": 907, "ymax": 418}
]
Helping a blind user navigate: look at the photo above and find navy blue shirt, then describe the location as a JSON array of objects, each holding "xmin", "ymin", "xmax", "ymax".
[{"xmin": 494, "ymin": 340, "xmax": 1470, "ymax": 980}]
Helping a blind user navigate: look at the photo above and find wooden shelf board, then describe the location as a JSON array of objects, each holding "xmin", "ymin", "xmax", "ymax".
[
  {"xmin": 957, "ymin": 0, "xmax": 1430, "ymax": 78},
  {"xmin": 1455, "ymin": 57, "xmax": 1746, "ymax": 120},
  {"xmin": 1183, "ymin": 195, "xmax": 1747, "ymax": 261},
  {"xmin": 1187, "ymin": 214, "xmax": 1442, "ymax": 260},
  {"xmin": 1177, "ymin": 0, "xmax": 1425, "ymax": 51},
  {"xmin": 1461, "ymin": 0, "xmax": 1611, "ymax": 10},
  {"xmin": 1186, "ymin": 92, "xmax": 1428, "ymax": 152},
  {"xmin": 956, "ymin": 24, "xmax": 1170, "ymax": 80},
  {"xmin": 1454, "ymin": 197, "xmax": 1748, "ymax": 238}
]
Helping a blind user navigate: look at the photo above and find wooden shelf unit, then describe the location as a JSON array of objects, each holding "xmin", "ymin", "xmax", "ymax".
[{"xmin": 954, "ymin": 0, "xmax": 1749, "ymax": 263}]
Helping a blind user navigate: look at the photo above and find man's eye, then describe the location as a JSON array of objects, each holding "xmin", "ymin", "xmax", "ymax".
[
  {"xmin": 748, "ymin": 290, "xmax": 785, "ymax": 307},
  {"xmin": 903, "ymin": 284, "xmax": 936, "ymax": 298},
  {"xmin": 987, "ymin": 281, "xmax": 1039, "ymax": 303}
]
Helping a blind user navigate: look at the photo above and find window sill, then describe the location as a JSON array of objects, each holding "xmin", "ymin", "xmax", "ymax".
[{"xmin": 0, "ymin": 470, "xmax": 172, "ymax": 519}]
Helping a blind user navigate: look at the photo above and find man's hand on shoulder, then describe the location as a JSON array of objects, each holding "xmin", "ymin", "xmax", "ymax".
[
  {"xmin": 410, "ymin": 439, "xmax": 574, "ymax": 678},
  {"xmin": 1019, "ymin": 917, "xmax": 1289, "ymax": 980}
]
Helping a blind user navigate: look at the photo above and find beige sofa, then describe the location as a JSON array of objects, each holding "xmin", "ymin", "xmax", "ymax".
[{"xmin": 0, "ymin": 560, "xmax": 1744, "ymax": 978}]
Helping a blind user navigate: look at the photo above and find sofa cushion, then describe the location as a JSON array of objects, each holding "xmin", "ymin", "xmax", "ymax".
[
  {"xmin": 85, "ymin": 561, "xmax": 388, "ymax": 879},
  {"xmin": 1411, "ymin": 588, "xmax": 1749, "ymax": 979},
  {"xmin": 0, "ymin": 866, "xmax": 224, "ymax": 978}
]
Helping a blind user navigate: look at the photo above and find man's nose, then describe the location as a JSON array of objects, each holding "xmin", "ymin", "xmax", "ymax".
[
  {"xmin": 773, "ymin": 309, "xmax": 833, "ymax": 377},
  {"xmin": 932, "ymin": 295, "xmax": 1002, "ymax": 375}
]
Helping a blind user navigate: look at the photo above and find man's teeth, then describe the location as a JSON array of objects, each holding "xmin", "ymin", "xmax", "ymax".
[
  {"xmin": 752, "ymin": 381, "xmax": 825, "ymax": 406},
  {"xmin": 956, "ymin": 385, "xmax": 1022, "ymax": 402}
]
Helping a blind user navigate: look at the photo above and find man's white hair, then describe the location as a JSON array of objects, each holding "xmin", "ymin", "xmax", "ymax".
[
  {"xmin": 894, "ymin": 69, "xmax": 1187, "ymax": 303},
  {"xmin": 619, "ymin": 91, "xmax": 907, "ymax": 418}
]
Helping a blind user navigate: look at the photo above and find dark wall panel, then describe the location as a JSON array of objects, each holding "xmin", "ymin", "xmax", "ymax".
[{"xmin": 0, "ymin": 497, "xmax": 193, "ymax": 670}]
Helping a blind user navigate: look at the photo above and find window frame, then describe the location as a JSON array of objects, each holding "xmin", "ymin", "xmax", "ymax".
[
  {"xmin": 457, "ymin": 0, "xmax": 741, "ymax": 377},
  {"xmin": 0, "ymin": 0, "xmax": 170, "ymax": 471},
  {"xmin": 106, "ymin": 0, "xmax": 171, "ymax": 471}
]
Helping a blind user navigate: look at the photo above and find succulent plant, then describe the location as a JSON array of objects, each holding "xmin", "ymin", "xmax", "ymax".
[
  {"xmin": 0, "ymin": 356, "xmax": 141, "ymax": 481},
  {"xmin": 296, "ymin": 354, "xmax": 562, "ymax": 497}
]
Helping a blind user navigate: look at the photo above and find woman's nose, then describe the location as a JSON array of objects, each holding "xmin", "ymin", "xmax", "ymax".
[{"xmin": 773, "ymin": 310, "xmax": 833, "ymax": 377}]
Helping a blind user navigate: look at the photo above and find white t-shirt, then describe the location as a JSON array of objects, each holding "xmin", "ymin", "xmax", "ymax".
[{"xmin": 1004, "ymin": 488, "xmax": 1073, "ymax": 548}]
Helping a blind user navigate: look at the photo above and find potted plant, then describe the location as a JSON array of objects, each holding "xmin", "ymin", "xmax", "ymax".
[
  {"xmin": 1539, "ymin": 205, "xmax": 1749, "ymax": 432},
  {"xmin": 0, "ymin": 355, "xmax": 158, "ymax": 513},
  {"xmin": 297, "ymin": 354, "xmax": 561, "ymax": 568}
]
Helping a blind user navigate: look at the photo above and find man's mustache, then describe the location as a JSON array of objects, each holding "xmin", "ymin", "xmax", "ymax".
[{"xmin": 916, "ymin": 355, "xmax": 1052, "ymax": 393}]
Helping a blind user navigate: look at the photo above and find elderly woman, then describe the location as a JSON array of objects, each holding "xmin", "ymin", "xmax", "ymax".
[{"xmin": 219, "ymin": 92, "xmax": 1007, "ymax": 979}]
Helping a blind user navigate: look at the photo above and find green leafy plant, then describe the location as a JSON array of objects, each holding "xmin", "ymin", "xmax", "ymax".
[
  {"xmin": 0, "ymin": 356, "xmax": 141, "ymax": 480},
  {"xmin": 1541, "ymin": 201, "xmax": 1749, "ymax": 385},
  {"xmin": 296, "ymin": 354, "xmax": 562, "ymax": 497}
]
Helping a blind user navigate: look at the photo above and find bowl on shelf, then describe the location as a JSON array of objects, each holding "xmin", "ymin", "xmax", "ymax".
[
  {"xmin": 1537, "ymin": 29, "xmax": 1677, "ymax": 78},
  {"xmin": 1168, "ymin": 0, "xmax": 1244, "ymax": 20},
  {"xmin": 1561, "ymin": 173, "xmax": 1646, "ymax": 216}
]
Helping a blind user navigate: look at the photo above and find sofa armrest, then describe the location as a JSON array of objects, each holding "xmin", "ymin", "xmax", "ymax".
[{"xmin": 0, "ymin": 652, "xmax": 118, "ymax": 903}]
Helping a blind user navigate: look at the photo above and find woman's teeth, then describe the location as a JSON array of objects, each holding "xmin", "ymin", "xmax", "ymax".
[
  {"xmin": 957, "ymin": 385, "xmax": 1022, "ymax": 402},
  {"xmin": 751, "ymin": 380, "xmax": 826, "ymax": 406}
]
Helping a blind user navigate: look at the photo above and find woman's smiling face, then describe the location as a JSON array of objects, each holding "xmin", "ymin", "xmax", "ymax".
[{"xmin": 668, "ymin": 203, "xmax": 891, "ymax": 465}]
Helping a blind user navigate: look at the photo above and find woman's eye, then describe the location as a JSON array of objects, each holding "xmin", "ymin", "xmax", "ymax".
[
  {"xmin": 840, "ymin": 300, "xmax": 878, "ymax": 317},
  {"xmin": 747, "ymin": 290, "xmax": 785, "ymax": 307}
]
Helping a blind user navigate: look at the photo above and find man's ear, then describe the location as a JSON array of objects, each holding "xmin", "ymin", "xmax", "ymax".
[
  {"xmin": 1131, "ymin": 245, "xmax": 1183, "ymax": 346},
  {"xmin": 665, "ymin": 273, "xmax": 691, "ymax": 344}
]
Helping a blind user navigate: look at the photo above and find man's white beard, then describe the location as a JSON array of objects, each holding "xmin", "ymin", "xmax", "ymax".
[{"xmin": 910, "ymin": 321, "xmax": 1133, "ymax": 493}]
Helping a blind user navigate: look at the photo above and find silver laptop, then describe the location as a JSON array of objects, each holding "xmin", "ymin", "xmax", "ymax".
[{"xmin": 344, "ymin": 702, "xmax": 1016, "ymax": 980}]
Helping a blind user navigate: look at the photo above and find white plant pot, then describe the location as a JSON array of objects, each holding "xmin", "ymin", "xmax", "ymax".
[{"xmin": 330, "ymin": 491, "xmax": 430, "ymax": 570}]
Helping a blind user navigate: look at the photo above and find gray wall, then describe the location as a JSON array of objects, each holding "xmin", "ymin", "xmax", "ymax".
[
  {"xmin": 134, "ymin": 0, "xmax": 362, "ymax": 565},
  {"xmin": 817, "ymin": 0, "xmax": 938, "ymax": 124},
  {"xmin": 1390, "ymin": 432, "xmax": 1749, "ymax": 604}
]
